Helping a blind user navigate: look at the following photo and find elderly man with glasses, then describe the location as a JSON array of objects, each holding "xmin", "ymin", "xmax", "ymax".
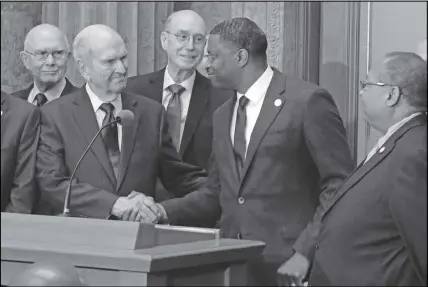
[
  {"xmin": 306, "ymin": 52, "xmax": 427, "ymax": 286},
  {"xmin": 126, "ymin": 10, "xmax": 233, "ymax": 210},
  {"xmin": 13, "ymin": 24, "xmax": 77, "ymax": 106}
]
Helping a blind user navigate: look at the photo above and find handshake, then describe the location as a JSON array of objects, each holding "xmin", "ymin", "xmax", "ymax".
[{"xmin": 110, "ymin": 191, "xmax": 168, "ymax": 223}]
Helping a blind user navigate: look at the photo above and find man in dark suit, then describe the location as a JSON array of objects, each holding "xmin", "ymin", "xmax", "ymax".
[
  {"xmin": 307, "ymin": 52, "xmax": 427, "ymax": 286},
  {"xmin": 1, "ymin": 91, "xmax": 40, "ymax": 213},
  {"xmin": 138, "ymin": 18, "xmax": 355, "ymax": 285},
  {"xmin": 126, "ymin": 10, "xmax": 233, "ymax": 202},
  {"xmin": 12, "ymin": 24, "xmax": 77, "ymax": 106},
  {"xmin": 36, "ymin": 24, "xmax": 206, "ymax": 219}
]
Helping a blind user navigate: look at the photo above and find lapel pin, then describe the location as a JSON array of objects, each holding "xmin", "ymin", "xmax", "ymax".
[
  {"xmin": 274, "ymin": 99, "xmax": 282, "ymax": 107},
  {"xmin": 379, "ymin": 146, "xmax": 385, "ymax": 153}
]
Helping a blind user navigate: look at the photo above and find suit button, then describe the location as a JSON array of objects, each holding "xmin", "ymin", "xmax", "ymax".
[
  {"xmin": 237, "ymin": 232, "xmax": 242, "ymax": 239},
  {"xmin": 238, "ymin": 197, "xmax": 245, "ymax": 204},
  {"xmin": 316, "ymin": 244, "xmax": 319, "ymax": 250}
]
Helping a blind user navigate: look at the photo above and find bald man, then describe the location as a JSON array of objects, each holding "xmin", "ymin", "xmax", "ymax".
[
  {"xmin": 126, "ymin": 10, "xmax": 233, "ymax": 204},
  {"xmin": 13, "ymin": 24, "xmax": 77, "ymax": 106},
  {"xmin": 308, "ymin": 52, "xmax": 427, "ymax": 286},
  {"xmin": 35, "ymin": 24, "xmax": 206, "ymax": 219}
]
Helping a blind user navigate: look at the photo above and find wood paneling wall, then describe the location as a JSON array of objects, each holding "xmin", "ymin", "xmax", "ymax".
[{"xmin": 1, "ymin": 2, "xmax": 320, "ymax": 92}]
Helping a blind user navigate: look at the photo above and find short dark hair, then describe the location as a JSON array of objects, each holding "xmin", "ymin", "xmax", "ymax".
[
  {"xmin": 209, "ymin": 17, "xmax": 267, "ymax": 59},
  {"xmin": 381, "ymin": 51, "xmax": 427, "ymax": 109}
]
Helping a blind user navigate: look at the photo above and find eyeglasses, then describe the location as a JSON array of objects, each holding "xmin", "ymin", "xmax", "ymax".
[
  {"xmin": 165, "ymin": 31, "xmax": 207, "ymax": 45},
  {"xmin": 359, "ymin": 80, "xmax": 395, "ymax": 90},
  {"xmin": 25, "ymin": 50, "xmax": 69, "ymax": 62}
]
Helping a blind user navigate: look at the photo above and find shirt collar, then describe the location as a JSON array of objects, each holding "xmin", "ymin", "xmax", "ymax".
[
  {"xmin": 85, "ymin": 83, "xmax": 122, "ymax": 115},
  {"xmin": 30, "ymin": 78, "xmax": 67, "ymax": 102},
  {"xmin": 236, "ymin": 66, "xmax": 274, "ymax": 104},
  {"xmin": 163, "ymin": 66, "xmax": 196, "ymax": 93},
  {"xmin": 378, "ymin": 112, "xmax": 423, "ymax": 147}
]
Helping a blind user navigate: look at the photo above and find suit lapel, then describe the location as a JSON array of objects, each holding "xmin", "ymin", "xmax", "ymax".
[
  {"xmin": 19, "ymin": 85, "xmax": 33, "ymax": 101},
  {"xmin": 216, "ymin": 96, "xmax": 240, "ymax": 183},
  {"xmin": 179, "ymin": 73, "xmax": 209, "ymax": 156},
  {"xmin": 60, "ymin": 78, "xmax": 76, "ymax": 97},
  {"xmin": 240, "ymin": 71, "xmax": 286, "ymax": 184},
  {"xmin": 71, "ymin": 88, "xmax": 117, "ymax": 187},
  {"xmin": 146, "ymin": 69, "xmax": 165, "ymax": 103},
  {"xmin": 322, "ymin": 114, "xmax": 427, "ymax": 218},
  {"xmin": 116, "ymin": 92, "xmax": 140, "ymax": 191}
]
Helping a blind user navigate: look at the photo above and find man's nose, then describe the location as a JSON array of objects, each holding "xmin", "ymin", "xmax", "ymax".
[
  {"xmin": 44, "ymin": 53, "xmax": 55, "ymax": 65},
  {"xmin": 185, "ymin": 37, "xmax": 195, "ymax": 50},
  {"xmin": 115, "ymin": 60, "xmax": 127, "ymax": 74}
]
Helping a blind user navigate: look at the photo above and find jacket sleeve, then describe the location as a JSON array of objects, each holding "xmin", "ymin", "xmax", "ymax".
[
  {"xmin": 5, "ymin": 107, "xmax": 40, "ymax": 213},
  {"xmin": 293, "ymin": 89, "xmax": 355, "ymax": 261}
]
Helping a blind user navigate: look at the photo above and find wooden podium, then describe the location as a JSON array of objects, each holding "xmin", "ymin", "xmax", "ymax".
[{"xmin": 1, "ymin": 213, "xmax": 265, "ymax": 286}]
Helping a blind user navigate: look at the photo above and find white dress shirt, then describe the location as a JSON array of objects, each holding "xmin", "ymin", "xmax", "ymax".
[
  {"xmin": 230, "ymin": 66, "xmax": 274, "ymax": 157},
  {"xmin": 162, "ymin": 67, "xmax": 196, "ymax": 149},
  {"xmin": 364, "ymin": 112, "xmax": 423, "ymax": 163},
  {"xmin": 28, "ymin": 78, "xmax": 66, "ymax": 105},
  {"xmin": 86, "ymin": 84, "xmax": 123, "ymax": 151}
]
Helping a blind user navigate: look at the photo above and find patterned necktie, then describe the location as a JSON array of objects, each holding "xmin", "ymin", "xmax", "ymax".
[
  {"xmin": 35, "ymin": 93, "xmax": 48, "ymax": 107},
  {"xmin": 166, "ymin": 84, "xmax": 185, "ymax": 151},
  {"xmin": 234, "ymin": 96, "xmax": 249, "ymax": 179},
  {"xmin": 99, "ymin": 103, "xmax": 120, "ymax": 180}
]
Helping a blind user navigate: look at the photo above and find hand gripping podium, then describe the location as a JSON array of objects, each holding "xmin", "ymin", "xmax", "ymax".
[{"xmin": 1, "ymin": 213, "xmax": 265, "ymax": 286}]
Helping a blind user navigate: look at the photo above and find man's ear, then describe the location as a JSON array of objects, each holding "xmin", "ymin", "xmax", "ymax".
[
  {"xmin": 160, "ymin": 32, "xmax": 168, "ymax": 51},
  {"xmin": 20, "ymin": 51, "xmax": 31, "ymax": 70},
  {"xmin": 386, "ymin": 86, "xmax": 401, "ymax": 107},
  {"xmin": 77, "ymin": 59, "xmax": 90, "ymax": 82},
  {"xmin": 236, "ymin": 49, "xmax": 249, "ymax": 68}
]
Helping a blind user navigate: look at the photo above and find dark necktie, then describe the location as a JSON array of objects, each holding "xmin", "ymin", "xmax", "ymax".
[
  {"xmin": 99, "ymin": 103, "xmax": 120, "ymax": 180},
  {"xmin": 234, "ymin": 96, "xmax": 249, "ymax": 179},
  {"xmin": 35, "ymin": 93, "xmax": 48, "ymax": 107},
  {"xmin": 166, "ymin": 84, "xmax": 185, "ymax": 151}
]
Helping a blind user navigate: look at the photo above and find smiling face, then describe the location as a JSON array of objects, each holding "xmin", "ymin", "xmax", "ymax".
[
  {"xmin": 21, "ymin": 25, "xmax": 69, "ymax": 88},
  {"xmin": 161, "ymin": 10, "xmax": 207, "ymax": 72},
  {"xmin": 205, "ymin": 34, "xmax": 240, "ymax": 90},
  {"xmin": 80, "ymin": 31, "xmax": 129, "ymax": 96}
]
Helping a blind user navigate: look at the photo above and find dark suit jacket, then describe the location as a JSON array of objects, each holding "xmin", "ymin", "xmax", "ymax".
[
  {"xmin": 12, "ymin": 78, "xmax": 78, "ymax": 102},
  {"xmin": 36, "ymin": 87, "xmax": 207, "ymax": 218},
  {"xmin": 161, "ymin": 70, "xmax": 355, "ymax": 285},
  {"xmin": 1, "ymin": 92, "xmax": 40, "ymax": 213},
  {"xmin": 309, "ymin": 113, "xmax": 427, "ymax": 286},
  {"xmin": 126, "ymin": 69, "xmax": 233, "ymax": 170}
]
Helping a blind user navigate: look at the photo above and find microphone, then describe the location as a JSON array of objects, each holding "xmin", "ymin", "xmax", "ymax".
[{"xmin": 62, "ymin": 109, "xmax": 135, "ymax": 217}]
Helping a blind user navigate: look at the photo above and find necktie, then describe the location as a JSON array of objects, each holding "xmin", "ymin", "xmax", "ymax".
[
  {"xmin": 35, "ymin": 93, "xmax": 48, "ymax": 107},
  {"xmin": 166, "ymin": 84, "xmax": 185, "ymax": 151},
  {"xmin": 234, "ymin": 96, "xmax": 249, "ymax": 178},
  {"xmin": 99, "ymin": 103, "xmax": 120, "ymax": 180}
]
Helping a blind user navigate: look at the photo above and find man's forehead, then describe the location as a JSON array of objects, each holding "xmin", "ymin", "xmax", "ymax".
[
  {"xmin": 27, "ymin": 33, "xmax": 67, "ymax": 50},
  {"xmin": 168, "ymin": 15, "xmax": 205, "ymax": 34},
  {"xmin": 94, "ymin": 44, "xmax": 127, "ymax": 59}
]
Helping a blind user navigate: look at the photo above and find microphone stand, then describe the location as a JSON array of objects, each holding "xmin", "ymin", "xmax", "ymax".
[{"xmin": 62, "ymin": 118, "xmax": 121, "ymax": 217}]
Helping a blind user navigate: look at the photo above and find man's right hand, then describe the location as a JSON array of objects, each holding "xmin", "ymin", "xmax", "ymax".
[
  {"xmin": 127, "ymin": 192, "xmax": 168, "ymax": 224},
  {"xmin": 111, "ymin": 197, "xmax": 139, "ymax": 220},
  {"xmin": 277, "ymin": 252, "xmax": 310, "ymax": 286}
]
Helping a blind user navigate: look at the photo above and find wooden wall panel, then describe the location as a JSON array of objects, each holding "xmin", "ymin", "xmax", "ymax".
[
  {"xmin": 319, "ymin": 2, "xmax": 360, "ymax": 160},
  {"xmin": 1, "ymin": 2, "xmax": 42, "ymax": 93},
  {"xmin": 1, "ymin": 2, "xmax": 320, "ymax": 94}
]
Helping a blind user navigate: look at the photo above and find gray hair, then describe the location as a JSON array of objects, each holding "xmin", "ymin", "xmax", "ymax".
[{"xmin": 381, "ymin": 51, "xmax": 427, "ymax": 109}]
